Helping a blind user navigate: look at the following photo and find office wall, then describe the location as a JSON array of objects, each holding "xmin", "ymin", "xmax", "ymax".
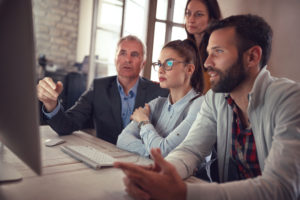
[
  {"xmin": 32, "ymin": 0, "xmax": 80, "ymax": 68},
  {"xmin": 218, "ymin": 0, "xmax": 300, "ymax": 82}
]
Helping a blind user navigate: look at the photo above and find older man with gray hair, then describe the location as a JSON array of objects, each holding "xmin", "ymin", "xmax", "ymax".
[{"xmin": 37, "ymin": 35, "xmax": 168, "ymax": 144}]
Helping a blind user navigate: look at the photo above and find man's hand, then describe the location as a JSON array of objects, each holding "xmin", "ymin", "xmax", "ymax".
[
  {"xmin": 130, "ymin": 103, "xmax": 150, "ymax": 123},
  {"xmin": 114, "ymin": 148, "xmax": 187, "ymax": 200},
  {"xmin": 37, "ymin": 77, "xmax": 63, "ymax": 112}
]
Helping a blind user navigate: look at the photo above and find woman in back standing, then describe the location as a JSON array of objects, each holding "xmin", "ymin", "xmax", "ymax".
[{"xmin": 185, "ymin": 0, "xmax": 221, "ymax": 93}]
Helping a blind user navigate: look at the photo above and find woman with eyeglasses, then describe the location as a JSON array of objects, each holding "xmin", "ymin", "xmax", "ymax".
[
  {"xmin": 185, "ymin": 0, "xmax": 221, "ymax": 93},
  {"xmin": 117, "ymin": 39, "xmax": 204, "ymax": 157}
]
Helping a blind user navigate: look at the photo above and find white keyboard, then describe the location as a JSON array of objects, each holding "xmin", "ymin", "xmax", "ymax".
[{"xmin": 61, "ymin": 145, "xmax": 116, "ymax": 169}]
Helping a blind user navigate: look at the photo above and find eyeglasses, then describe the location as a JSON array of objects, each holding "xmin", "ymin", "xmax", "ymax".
[{"xmin": 152, "ymin": 59, "xmax": 187, "ymax": 71}]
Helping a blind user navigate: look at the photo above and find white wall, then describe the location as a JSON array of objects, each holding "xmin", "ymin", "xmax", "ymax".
[
  {"xmin": 76, "ymin": 0, "xmax": 93, "ymax": 62},
  {"xmin": 218, "ymin": 0, "xmax": 300, "ymax": 82}
]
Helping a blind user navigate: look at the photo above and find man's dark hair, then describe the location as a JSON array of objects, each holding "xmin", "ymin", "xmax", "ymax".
[{"xmin": 208, "ymin": 14, "xmax": 273, "ymax": 68}]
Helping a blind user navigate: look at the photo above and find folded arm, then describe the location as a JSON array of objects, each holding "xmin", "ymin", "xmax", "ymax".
[{"xmin": 140, "ymin": 97, "xmax": 203, "ymax": 157}]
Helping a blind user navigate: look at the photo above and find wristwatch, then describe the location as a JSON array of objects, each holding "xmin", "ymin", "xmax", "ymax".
[{"xmin": 138, "ymin": 120, "xmax": 150, "ymax": 129}]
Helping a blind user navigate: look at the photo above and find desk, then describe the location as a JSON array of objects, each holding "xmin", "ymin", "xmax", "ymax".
[{"xmin": 0, "ymin": 126, "xmax": 201, "ymax": 200}]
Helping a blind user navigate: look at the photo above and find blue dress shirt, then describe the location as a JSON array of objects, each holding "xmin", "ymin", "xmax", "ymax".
[{"xmin": 116, "ymin": 78, "xmax": 139, "ymax": 128}]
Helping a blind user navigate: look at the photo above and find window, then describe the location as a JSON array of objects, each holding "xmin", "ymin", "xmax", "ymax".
[
  {"xmin": 87, "ymin": 0, "xmax": 187, "ymax": 83},
  {"xmin": 123, "ymin": 0, "xmax": 148, "ymax": 40},
  {"xmin": 95, "ymin": 0, "xmax": 123, "ymax": 77},
  {"xmin": 89, "ymin": 0, "xmax": 148, "ymax": 83}
]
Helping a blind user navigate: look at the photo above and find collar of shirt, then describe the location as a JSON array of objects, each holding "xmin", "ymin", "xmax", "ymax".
[
  {"xmin": 225, "ymin": 95, "xmax": 252, "ymax": 130},
  {"xmin": 166, "ymin": 89, "xmax": 197, "ymax": 112},
  {"xmin": 116, "ymin": 77, "xmax": 139, "ymax": 99}
]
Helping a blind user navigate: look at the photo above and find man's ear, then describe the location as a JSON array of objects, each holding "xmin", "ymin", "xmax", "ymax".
[
  {"xmin": 138, "ymin": 60, "xmax": 145, "ymax": 76},
  {"xmin": 141, "ymin": 60, "xmax": 146, "ymax": 69},
  {"xmin": 245, "ymin": 45, "xmax": 262, "ymax": 68}
]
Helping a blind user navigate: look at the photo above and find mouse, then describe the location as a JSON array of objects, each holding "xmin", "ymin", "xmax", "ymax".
[{"xmin": 45, "ymin": 138, "xmax": 66, "ymax": 147}]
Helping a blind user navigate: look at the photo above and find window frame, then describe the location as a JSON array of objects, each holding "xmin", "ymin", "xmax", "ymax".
[{"xmin": 87, "ymin": 0, "xmax": 186, "ymax": 85}]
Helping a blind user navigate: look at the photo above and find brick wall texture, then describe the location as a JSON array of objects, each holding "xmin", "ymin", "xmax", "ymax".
[{"xmin": 32, "ymin": 0, "xmax": 80, "ymax": 68}]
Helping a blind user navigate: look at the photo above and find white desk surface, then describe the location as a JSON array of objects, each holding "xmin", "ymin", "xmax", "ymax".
[{"xmin": 0, "ymin": 126, "xmax": 201, "ymax": 200}]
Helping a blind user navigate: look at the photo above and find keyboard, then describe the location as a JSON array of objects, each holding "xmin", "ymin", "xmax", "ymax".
[{"xmin": 61, "ymin": 145, "xmax": 116, "ymax": 169}]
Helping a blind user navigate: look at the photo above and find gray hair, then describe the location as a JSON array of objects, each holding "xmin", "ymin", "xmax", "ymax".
[{"xmin": 116, "ymin": 35, "xmax": 146, "ymax": 60}]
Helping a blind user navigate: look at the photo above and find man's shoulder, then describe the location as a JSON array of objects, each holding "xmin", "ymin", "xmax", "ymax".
[
  {"xmin": 94, "ymin": 76, "xmax": 117, "ymax": 83},
  {"xmin": 264, "ymin": 77, "xmax": 300, "ymax": 104},
  {"xmin": 93, "ymin": 76, "xmax": 117, "ymax": 87},
  {"xmin": 251, "ymin": 69, "xmax": 299, "ymax": 103},
  {"xmin": 204, "ymin": 89, "xmax": 226, "ymax": 104},
  {"xmin": 139, "ymin": 77, "xmax": 160, "ymax": 87},
  {"xmin": 268, "ymin": 77, "xmax": 299, "ymax": 92},
  {"xmin": 93, "ymin": 76, "xmax": 159, "ymax": 87},
  {"xmin": 139, "ymin": 77, "xmax": 169, "ymax": 94}
]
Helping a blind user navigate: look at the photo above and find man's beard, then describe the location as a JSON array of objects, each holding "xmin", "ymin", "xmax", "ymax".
[{"xmin": 208, "ymin": 55, "xmax": 246, "ymax": 93}]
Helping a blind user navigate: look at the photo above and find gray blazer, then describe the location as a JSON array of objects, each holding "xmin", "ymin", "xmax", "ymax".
[
  {"xmin": 167, "ymin": 68, "xmax": 300, "ymax": 200},
  {"xmin": 45, "ymin": 76, "xmax": 169, "ymax": 144}
]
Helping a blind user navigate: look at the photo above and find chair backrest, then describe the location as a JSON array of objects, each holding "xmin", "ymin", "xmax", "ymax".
[{"xmin": 63, "ymin": 72, "xmax": 86, "ymax": 109}]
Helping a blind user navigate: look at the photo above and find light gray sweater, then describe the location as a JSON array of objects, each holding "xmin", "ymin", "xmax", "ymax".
[{"xmin": 167, "ymin": 68, "xmax": 300, "ymax": 200}]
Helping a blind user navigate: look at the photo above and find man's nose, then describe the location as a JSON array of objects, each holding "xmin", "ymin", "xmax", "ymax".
[
  {"xmin": 125, "ymin": 54, "xmax": 132, "ymax": 62},
  {"xmin": 204, "ymin": 54, "xmax": 212, "ymax": 70}
]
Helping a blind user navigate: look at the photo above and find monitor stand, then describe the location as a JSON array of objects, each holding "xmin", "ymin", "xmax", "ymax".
[{"xmin": 0, "ymin": 143, "xmax": 22, "ymax": 183}]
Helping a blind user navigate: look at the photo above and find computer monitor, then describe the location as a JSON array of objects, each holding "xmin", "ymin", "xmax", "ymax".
[{"xmin": 0, "ymin": 0, "xmax": 42, "ymax": 182}]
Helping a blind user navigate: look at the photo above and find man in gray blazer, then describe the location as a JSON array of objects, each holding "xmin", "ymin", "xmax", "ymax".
[
  {"xmin": 37, "ymin": 35, "xmax": 168, "ymax": 144},
  {"xmin": 115, "ymin": 15, "xmax": 300, "ymax": 200}
]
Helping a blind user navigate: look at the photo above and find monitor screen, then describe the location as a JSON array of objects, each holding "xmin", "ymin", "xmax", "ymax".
[{"xmin": 0, "ymin": 0, "xmax": 42, "ymax": 182}]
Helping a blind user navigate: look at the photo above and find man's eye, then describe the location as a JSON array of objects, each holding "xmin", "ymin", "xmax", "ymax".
[
  {"xmin": 119, "ymin": 51, "xmax": 126, "ymax": 56},
  {"xmin": 213, "ymin": 49, "xmax": 223, "ymax": 54},
  {"xmin": 131, "ymin": 52, "xmax": 139, "ymax": 57}
]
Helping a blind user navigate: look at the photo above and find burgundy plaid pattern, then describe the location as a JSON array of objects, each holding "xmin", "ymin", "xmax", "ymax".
[{"xmin": 226, "ymin": 96, "xmax": 261, "ymax": 179}]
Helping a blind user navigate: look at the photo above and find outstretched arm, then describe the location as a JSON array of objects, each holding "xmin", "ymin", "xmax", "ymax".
[
  {"xmin": 37, "ymin": 77, "xmax": 63, "ymax": 112},
  {"xmin": 114, "ymin": 148, "xmax": 187, "ymax": 200}
]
